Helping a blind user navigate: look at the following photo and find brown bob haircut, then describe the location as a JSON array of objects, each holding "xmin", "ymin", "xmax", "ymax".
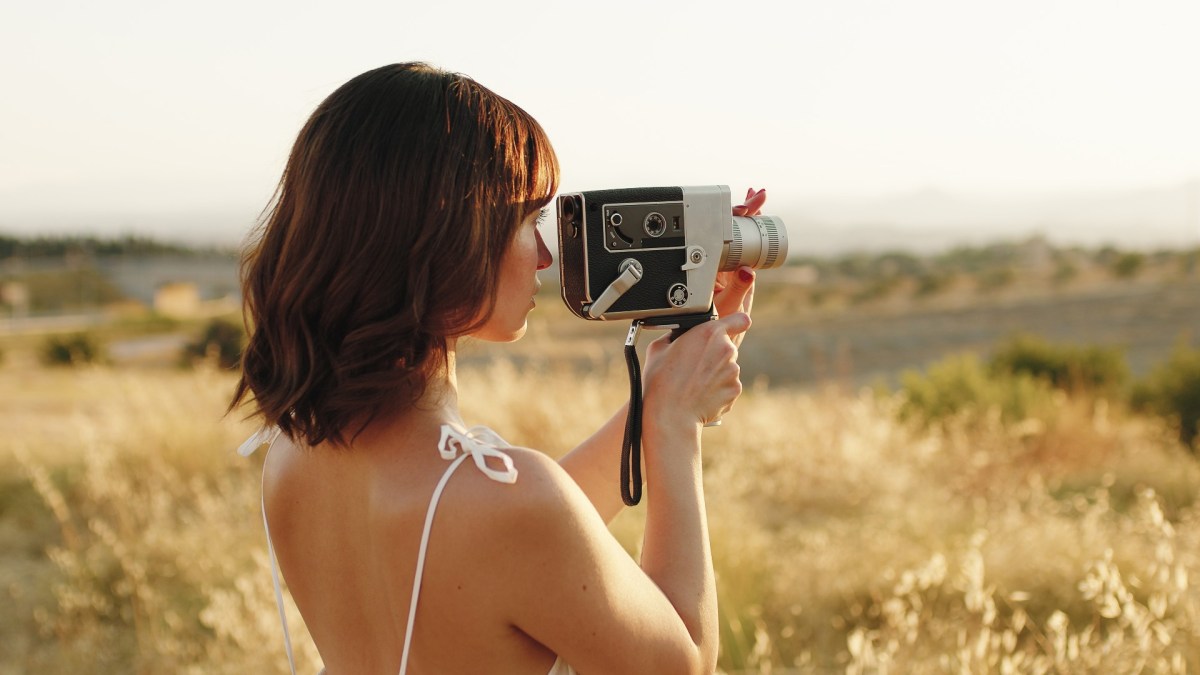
[{"xmin": 231, "ymin": 63, "xmax": 559, "ymax": 447}]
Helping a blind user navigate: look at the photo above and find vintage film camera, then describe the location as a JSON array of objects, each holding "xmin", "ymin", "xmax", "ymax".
[
  {"xmin": 555, "ymin": 185, "xmax": 789, "ymax": 506},
  {"xmin": 556, "ymin": 185, "xmax": 788, "ymax": 324}
]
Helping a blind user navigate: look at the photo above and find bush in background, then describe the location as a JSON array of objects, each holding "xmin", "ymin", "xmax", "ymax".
[
  {"xmin": 989, "ymin": 333, "xmax": 1129, "ymax": 395},
  {"xmin": 1133, "ymin": 340, "xmax": 1200, "ymax": 450},
  {"xmin": 975, "ymin": 266, "xmax": 1016, "ymax": 292},
  {"xmin": 40, "ymin": 332, "xmax": 105, "ymax": 366},
  {"xmin": 1112, "ymin": 252, "xmax": 1146, "ymax": 279},
  {"xmin": 900, "ymin": 354, "xmax": 1052, "ymax": 425},
  {"xmin": 181, "ymin": 318, "xmax": 244, "ymax": 369}
]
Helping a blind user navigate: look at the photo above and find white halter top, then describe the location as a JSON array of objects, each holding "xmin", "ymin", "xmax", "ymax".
[{"xmin": 240, "ymin": 424, "xmax": 575, "ymax": 675}]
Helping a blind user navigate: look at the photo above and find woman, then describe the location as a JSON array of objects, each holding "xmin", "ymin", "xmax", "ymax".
[{"xmin": 232, "ymin": 62, "xmax": 764, "ymax": 675}]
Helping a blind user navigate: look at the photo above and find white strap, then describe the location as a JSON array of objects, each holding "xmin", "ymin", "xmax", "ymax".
[
  {"xmin": 239, "ymin": 425, "xmax": 279, "ymax": 457},
  {"xmin": 263, "ymin": 492, "xmax": 298, "ymax": 675},
  {"xmin": 244, "ymin": 427, "xmax": 295, "ymax": 675},
  {"xmin": 398, "ymin": 452, "xmax": 471, "ymax": 674}
]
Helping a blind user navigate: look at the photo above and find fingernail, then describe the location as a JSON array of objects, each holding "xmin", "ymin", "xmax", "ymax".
[{"xmin": 738, "ymin": 267, "xmax": 754, "ymax": 283}]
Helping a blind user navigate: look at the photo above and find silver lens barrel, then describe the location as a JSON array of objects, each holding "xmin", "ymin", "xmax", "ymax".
[{"xmin": 722, "ymin": 215, "xmax": 789, "ymax": 271}]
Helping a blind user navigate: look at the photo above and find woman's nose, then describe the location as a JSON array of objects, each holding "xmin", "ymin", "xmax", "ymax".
[{"xmin": 536, "ymin": 229, "xmax": 553, "ymax": 271}]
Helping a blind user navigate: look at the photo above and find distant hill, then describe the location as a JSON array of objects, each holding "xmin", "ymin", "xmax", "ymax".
[{"xmin": 776, "ymin": 181, "xmax": 1200, "ymax": 255}]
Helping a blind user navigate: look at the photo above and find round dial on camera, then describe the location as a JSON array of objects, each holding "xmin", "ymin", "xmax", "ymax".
[{"xmin": 643, "ymin": 212, "xmax": 667, "ymax": 238}]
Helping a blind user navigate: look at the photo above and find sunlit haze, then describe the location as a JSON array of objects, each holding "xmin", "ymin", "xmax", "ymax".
[{"xmin": 1, "ymin": 0, "xmax": 1197, "ymax": 251}]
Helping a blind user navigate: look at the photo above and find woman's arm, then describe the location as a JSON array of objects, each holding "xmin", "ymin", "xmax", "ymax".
[
  {"xmin": 556, "ymin": 402, "xmax": 631, "ymax": 523},
  {"xmin": 503, "ymin": 312, "xmax": 751, "ymax": 674}
]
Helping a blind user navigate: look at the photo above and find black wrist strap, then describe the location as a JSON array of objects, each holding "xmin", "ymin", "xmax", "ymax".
[{"xmin": 621, "ymin": 325, "xmax": 644, "ymax": 506}]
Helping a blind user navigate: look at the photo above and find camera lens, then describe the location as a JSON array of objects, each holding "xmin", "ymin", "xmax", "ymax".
[
  {"xmin": 643, "ymin": 212, "xmax": 666, "ymax": 238},
  {"xmin": 560, "ymin": 195, "xmax": 576, "ymax": 222},
  {"xmin": 723, "ymin": 215, "xmax": 789, "ymax": 271}
]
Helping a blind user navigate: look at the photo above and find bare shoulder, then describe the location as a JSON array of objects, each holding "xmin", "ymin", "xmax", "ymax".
[
  {"xmin": 445, "ymin": 444, "xmax": 598, "ymax": 530},
  {"xmin": 430, "ymin": 442, "xmax": 615, "ymax": 586}
]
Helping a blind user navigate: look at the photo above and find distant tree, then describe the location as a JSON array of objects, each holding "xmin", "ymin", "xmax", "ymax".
[
  {"xmin": 0, "ymin": 233, "xmax": 232, "ymax": 259},
  {"xmin": 1053, "ymin": 261, "xmax": 1078, "ymax": 286},
  {"xmin": 976, "ymin": 267, "xmax": 1016, "ymax": 292},
  {"xmin": 936, "ymin": 242, "xmax": 1021, "ymax": 274},
  {"xmin": 1095, "ymin": 245, "xmax": 1121, "ymax": 266},
  {"xmin": 875, "ymin": 251, "xmax": 925, "ymax": 277},
  {"xmin": 1180, "ymin": 248, "xmax": 1199, "ymax": 278},
  {"xmin": 41, "ymin": 332, "xmax": 105, "ymax": 366},
  {"xmin": 915, "ymin": 271, "xmax": 954, "ymax": 297},
  {"xmin": 1112, "ymin": 252, "xmax": 1146, "ymax": 279},
  {"xmin": 181, "ymin": 318, "xmax": 245, "ymax": 369}
]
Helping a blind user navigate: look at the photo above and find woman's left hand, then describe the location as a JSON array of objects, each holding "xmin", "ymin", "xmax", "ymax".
[{"xmin": 713, "ymin": 187, "xmax": 766, "ymax": 347}]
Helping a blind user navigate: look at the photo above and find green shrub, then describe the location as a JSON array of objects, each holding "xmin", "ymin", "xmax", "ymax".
[
  {"xmin": 1112, "ymin": 252, "xmax": 1146, "ymax": 279},
  {"xmin": 989, "ymin": 334, "xmax": 1128, "ymax": 395},
  {"xmin": 850, "ymin": 276, "xmax": 900, "ymax": 304},
  {"xmin": 915, "ymin": 271, "xmax": 954, "ymax": 297},
  {"xmin": 1181, "ymin": 248, "xmax": 1200, "ymax": 278},
  {"xmin": 181, "ymin": 318, "xmax": 244, "ymax": 369},
  {"xmin": 900, "ymin": 353, "xmax": 1052, "ymax": 425},
  {"xmin": 1053, "ymin": 261, "xmax": 1078, "ymax": 286},
  {"xmin": 976, "ymin": 267, "xmax": 1016, "ymax": 292},
  {"xmin": 41, "ymin": 332, "xmax": 105, "ymax": 366},
  {"xmin": 1133, "ymin": 341, "xmax": 1200, "ymax": 449}
]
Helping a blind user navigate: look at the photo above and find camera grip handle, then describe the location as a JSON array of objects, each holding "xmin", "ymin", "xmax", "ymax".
[
  {"xmin": 659, "ymin": 313, "xmax": 724, "ymax": 427},
  {"xmin": 620, "ymin": 308, "xmax": 719, "ymax": 506}
]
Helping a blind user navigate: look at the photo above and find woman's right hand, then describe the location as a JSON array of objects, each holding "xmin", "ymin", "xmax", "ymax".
[{"xmin": 641, "ymin": 312, "xmax": 752, "ymax": 433}]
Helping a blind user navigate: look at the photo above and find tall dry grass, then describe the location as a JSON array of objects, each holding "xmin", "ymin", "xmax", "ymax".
[{"xmin": 2, "ymin": 357, "xmax": 1199, "ymax": 673}]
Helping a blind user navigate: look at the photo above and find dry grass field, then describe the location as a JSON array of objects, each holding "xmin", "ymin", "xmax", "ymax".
[{"xmin": 2, "ymin": 351, "xmax": 1199, "ymax": 673}]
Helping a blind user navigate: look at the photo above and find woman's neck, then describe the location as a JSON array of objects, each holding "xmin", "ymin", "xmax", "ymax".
[
  {"xmin": 421, "ymin": 343, "xmax": 462, "ymax": 427},
  {"xmin": 342, "ymin": 343, "xmax": 465, "ymax": 449}
]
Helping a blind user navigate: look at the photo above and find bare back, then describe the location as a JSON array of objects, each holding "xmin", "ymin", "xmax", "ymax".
[{"xmin": 262, "ymin": 423, "xmax": 560, "ymax": 675}]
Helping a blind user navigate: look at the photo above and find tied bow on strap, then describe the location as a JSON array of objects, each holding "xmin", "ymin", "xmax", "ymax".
[
  {"xmin": 238, "ymin": 426, "xmax": 282, "ymax": 457},
  {"xmin": 438, "ymin": 425, "xmax": 519, "ymax": 484}
]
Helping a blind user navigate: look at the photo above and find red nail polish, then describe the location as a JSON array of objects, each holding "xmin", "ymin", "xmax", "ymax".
[{"xmin": 738, "ymin": 268, "xmax": 754, "ymax": 283}]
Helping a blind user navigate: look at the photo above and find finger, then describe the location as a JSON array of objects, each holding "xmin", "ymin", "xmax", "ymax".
[
  {"xmin": 721, "ymin": 266, "xmax": 755, "ymax": 312},
  {"xmin": 734, "ymin": 267, "xmax": 753, "ymax": 314},
  {"xmin": 732, "ymin": 204, "xmax": 747, "ymax": 217},
  {"xmin": 743, "ymin": 188, "xmax": 767, "ymax": 216},
  {"xmin": 713, "ymin": 268, "xmax": 752, "ymax": 319},
  {"xmin": 719, "ymin": 311, "xmax": 752, "ymax": 337},
  {"xmin": 738, "ymin": 269, "xmax": 756, "ymax": 315},
  {"xmin": 746, "ymin": 187, "xmax": 755, "ymax": 201}
]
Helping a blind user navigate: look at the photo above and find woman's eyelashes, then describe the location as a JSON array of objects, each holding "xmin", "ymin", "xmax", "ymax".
[{"xmin": 535, "ymin": 207, "xmax": 549, "ymax": 228}]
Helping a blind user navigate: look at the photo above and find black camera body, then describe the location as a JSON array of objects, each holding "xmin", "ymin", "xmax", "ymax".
[{"xmin": 556, "ymin": 185, "xmax": 787, "ymax": 321}]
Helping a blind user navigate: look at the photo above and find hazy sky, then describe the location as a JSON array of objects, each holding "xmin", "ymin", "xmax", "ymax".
[{"xmin": 1, "ymin": 0, "xmax": 1197, "ymax": 243}]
